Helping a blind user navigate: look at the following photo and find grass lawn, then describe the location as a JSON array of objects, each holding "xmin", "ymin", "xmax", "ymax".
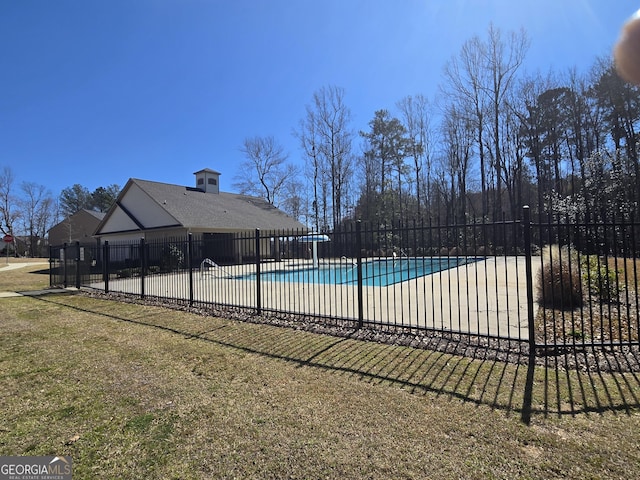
[
  {"xmin": 0, "ymin": 258, "xmax": 50, "ymax": 291},
  {"xmin": 1, "ymin": 263, "xmax": 640, "ymax": 479}
]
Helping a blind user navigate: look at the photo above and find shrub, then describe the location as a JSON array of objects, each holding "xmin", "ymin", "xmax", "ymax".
[
  {"xmin": 115, "ymin": 265, "xmax": 160, "ymax": 278},
  {"xmin": 160, "ymin": 244, "xmax": 184, "ymax": 272},
  {"xmin": 116, "ymin": 267, "xmax": 141, "ymax": 278},
  {"xmin": 116, "ymin": 268, "xmax": 132, "ymax": 278},
  {"xmin": 536, "ymin": 244, "xmax": 583, "ymax": 310},
  {"xmin": 581, "ymin": 255, "xmax": 622, "ymax": 303}
]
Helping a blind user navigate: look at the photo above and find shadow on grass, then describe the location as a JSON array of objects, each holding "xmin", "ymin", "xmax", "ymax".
[
  {"xmin": 32, "ymin": 294, "xmax": 640, "ymax": 423},
  {"xmin": 30, "ymin": 269, "xmax": 51, "ymax": 276}
]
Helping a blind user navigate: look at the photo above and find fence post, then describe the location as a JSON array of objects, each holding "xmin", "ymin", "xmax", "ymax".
[
  {"xmin": 523, "ymin": 206, "xmax": 536, "ymax": 353},
  {"xmin": 188, "ymin": 233, "xmax": 194, "ymax": 307},
  {"xmin": 521, "ymin": 205, "xmax": 537, "ymax": 425},
  {"xmin": 49, "ymin": 246, "xmax": 53, "ymax": 287},
  {"xmin": 104, "ymin": 241, "xmax": 110, "ymax": 293},
  {"xmin": 140, "ymin": 238, "xmax": 146, "ymax": 299},
  {"xmin": 63, "ymin": 243, "xmax": 68, "ymax": 288},
  {"xmin": 255, "ymin": 228, "xmax": 262, "ymax": 315},
  {"xmin": 75, "ymin": 241, "xmax": 81, "ymax": 289},
  {"xmin": 356, "ymin": 220, "xmax": 364, "ymax": 329}
]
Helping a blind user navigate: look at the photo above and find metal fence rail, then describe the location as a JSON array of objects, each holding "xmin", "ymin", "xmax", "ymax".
[{"xmin": 50, "ymin": 207, "xmax": 640, "ymax": 354}]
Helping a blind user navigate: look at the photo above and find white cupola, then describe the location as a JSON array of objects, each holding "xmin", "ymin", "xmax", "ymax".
[{"xmin": 194, "ymin": 168, "xmax": 221, "ymax": 194}]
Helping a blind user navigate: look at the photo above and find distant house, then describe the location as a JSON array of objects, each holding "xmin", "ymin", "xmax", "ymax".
[
  {"xmin": 48, "ymin": 209, "xmax": 106, "ymax": 246},
  {"xmin": 93, "ymin": 168, "xmax": 307, "ymax": 264}
]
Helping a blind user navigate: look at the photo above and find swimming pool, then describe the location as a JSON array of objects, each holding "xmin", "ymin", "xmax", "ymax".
[{"xmin": 242, "ymin": 257, "xmax": 480, "ymax": 287}]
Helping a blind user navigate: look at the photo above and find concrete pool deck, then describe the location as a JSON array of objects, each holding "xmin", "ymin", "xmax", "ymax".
[{"xmin": 89, "ymin": 256, "xmax": 539, "ymax": 341}]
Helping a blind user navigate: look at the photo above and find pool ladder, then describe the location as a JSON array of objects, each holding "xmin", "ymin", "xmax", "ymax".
[
  {"xmin": 393, "ymin": 249, "xmax": 409, "ymax": 267},
  {"xmin": 200, "ymin": 258, "xmax": 234, "ymax": 279}
]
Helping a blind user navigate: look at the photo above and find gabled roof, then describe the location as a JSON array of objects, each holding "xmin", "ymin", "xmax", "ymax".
[
  {"xmin": 95, "ymin": 178, "xmax": 306, "ymax": 234},
  {"xmin": 47, "ymin": 209, "xmax": 105, "ymax": 234},
  {"xmin": 48, "ymin": 209, "xmax": 108, "ymax": 244}
]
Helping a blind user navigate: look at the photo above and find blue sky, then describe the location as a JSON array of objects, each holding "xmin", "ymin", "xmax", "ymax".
[{"xmin": 0, "ymin": 0, "xmax": 634, "ymax": 199}]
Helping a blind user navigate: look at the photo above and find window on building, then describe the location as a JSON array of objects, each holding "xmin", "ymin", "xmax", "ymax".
[
  {"xmin": 197, "ymin": 178, "xmax": 204, "ymax": 185},
  {"xmin": 208, "ymin": 178, "xmax": 217, "ymax": 185}
]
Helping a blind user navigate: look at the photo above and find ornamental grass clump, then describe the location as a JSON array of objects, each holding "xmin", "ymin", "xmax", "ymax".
[{"xmin": 537, "ymin": 244, "xmax": 583, "ymax": 310}]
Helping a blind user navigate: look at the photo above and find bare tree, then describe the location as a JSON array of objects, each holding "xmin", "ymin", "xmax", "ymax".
[
  {"xmin": 296, "ymin": 105, "xmax": 323, "ymax": 231},
  {"xmin": 439, "ymin": 102, "xmax": 475, "ymax": 222},
  {"xmin": 280, "ymin": 174, "xmax": 305, "ymax": 222},
  {"xmin": 500, "ymin": 87, "xmax": 531, "ymax": 220},
  {"xmin": 0, "ymin": 166, "xmax": 19, "ymax": 236},
  {"xmin": 442, "ymin": 24, "xmax": 529, "ymax": 220},
  {"xmin": 483, "ymin": 25, "xmax": 530, "ymax": 219},
  {"xmin": 397, "ymin": 94, "xmax": 434, "ymax": 219},
  {"xmin": 296, "ymin": 85, "xmax": 354, "ymax": 230},
  {"xmin": 233, "ymin": 136, "xmax": 295, "ymax": 208},
  {"xmin": 442, "ymin": 35, "xmax": 489, "ymax": 219},
  {"xmin": 20, "ymin": 182, "xmax": 55, "ymax": 256},
  {"xmin": 516, "ymin": 71, "xmax": 558, "ymax": 219},
  {"xmin": 356, "ymin": 148, "xmax": 380, "ymax": 224}
]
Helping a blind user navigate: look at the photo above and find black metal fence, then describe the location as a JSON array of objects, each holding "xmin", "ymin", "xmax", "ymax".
[{"xmin": 50, "ymin": 207, "xmax": 640, "ymax": 354}]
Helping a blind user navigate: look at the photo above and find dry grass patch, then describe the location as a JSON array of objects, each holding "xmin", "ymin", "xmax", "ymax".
[
  {"xmin": 1, "ymin": 263, "xmax": 640, "ymax": 478},
  {"xmin": 0, "ymin": 292, "xmax": 639, "ymax": 479}
]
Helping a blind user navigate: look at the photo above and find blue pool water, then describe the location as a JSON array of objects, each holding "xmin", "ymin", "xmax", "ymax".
[{"xmin": 242, "ymin": 257, "xmax": 480, "ymax": 287}]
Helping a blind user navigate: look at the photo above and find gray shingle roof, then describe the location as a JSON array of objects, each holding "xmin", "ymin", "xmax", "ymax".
[
  {"xmin": 132, "ymin": 178, "xmax": 306, "ymax": 231},
  {"xmin": 82, "ymin": 209, "xmax": 107, "ymax": 220},
  {"xmin": 193, "ymin": 168, "xmax": 221, "ymax": 175}
]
